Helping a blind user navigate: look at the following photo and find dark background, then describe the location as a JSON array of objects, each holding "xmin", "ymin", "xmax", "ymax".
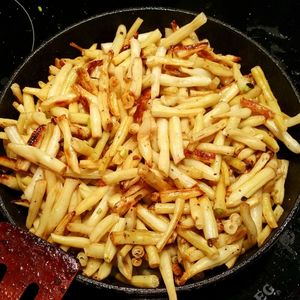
[{"xmin": 0, "ymin": 0, "xmax": 299, "ymax": 299}]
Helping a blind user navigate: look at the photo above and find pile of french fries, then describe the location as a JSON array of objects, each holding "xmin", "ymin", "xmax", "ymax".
[{"xmin": 1, "ymin": 11, "xmax": 300, "ymax": 299}]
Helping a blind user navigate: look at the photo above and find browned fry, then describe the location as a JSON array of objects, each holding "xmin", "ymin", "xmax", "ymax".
[
  {"xmin": 76, "ymin": 67, "xmax": 98, "ymax": 95},
  {"xmin": 172, "ymin": 261, "xmax": 183, "ymax": 278},
  {"xmin": 87, "ymin": 59, "xmax": 103, "ymax": 75},
  {"xmin": 72, "ymin": 83, "xmax": 97, "ymax": 105},
  {"xmin": 138, "ymin": 164, "xmax": 172, "ymax": 192},
  {"xmin": 53, "ymin": 211, "xmax": 76, "ymax": 235},
  {"xmin": 198, "ymin": 49, "xmax": 241, "ymax": 66},
  {"xmin": 240, "ymin": 98, "xmax": 274, "ymax": 119},
  {"xmin": 119, "ymin": 176, "xmax": 141, "ymax": 192},
  {"xmin": 184, "ymin": 148, "xmax": 216, "ymax": 164},
  {"xmin": 0, "ymin": 156, "xmax": 18, "ymax": 171},
  {"xmin": 123, "ymin": 182, "xmax": 144, "ymax": 198},
  {"xmin": 112, "ymin": 188, "xmax": 151, "ymax": 216},
  {"xmin": 70, "ymin": 124, "xmax": 91, "ymax": 139},
  {"xmin": 27, "ymin": 125, "xmax": 46, "ymax": 147},
  {"xmin": 171, "ymin": 41, "xmax": 208, "ymax": 57},
  {"xmin": 133, "ymin": 88, "xmax": 151, "ymax": 123}
]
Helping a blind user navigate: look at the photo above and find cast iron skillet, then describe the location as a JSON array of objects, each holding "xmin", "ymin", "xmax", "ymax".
[{"xmin": 0, "ymin": 7, "xmax": 300, "ymax": 297}]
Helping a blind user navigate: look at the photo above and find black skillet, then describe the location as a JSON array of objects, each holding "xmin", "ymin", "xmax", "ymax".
[{"xmin": 0, "ymin": 7, "xmax": 299, "ymax": 297}]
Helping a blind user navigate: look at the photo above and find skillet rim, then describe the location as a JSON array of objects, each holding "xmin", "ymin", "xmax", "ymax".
[{"xmin": 0, "ymin": 6, "xmax": 299, "ymax": 296}]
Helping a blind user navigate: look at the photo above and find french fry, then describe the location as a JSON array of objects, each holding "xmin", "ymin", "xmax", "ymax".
[
  {"xmin": 156, "ymin": 198, "xmax": 185, "ymax": 251},
  {"xmin": 102, "ymin": 168, "xmax": 138, "ymax": 185},
  {"xmin": 240, "ymin": 203, "xmax": 257, "ymax": 250},
  {"xmin": 251, "ymin": 66, "xmax": 286, "ymax": 132},
  {"xmin": 159, "ymin": 250, "xmax": 177, "ymax": 300},
  {"xmin": 47, "ymin": 63, "xmax": 73, "ymax": 97},
  {"xmin": 156, "ymin": 118, "xmax": 170, "ymax": 175},
  {"xmin": 75, "ymin": 186, "xmax": 108, "ymax": 215},
  {"xmin": 229, "ymin": 152, "xmax": 270, "ymax": 192},
  {"xmin": 262, "ymin": 193, "xmax": 278, "ymax": 228},
  {"xmin": 152, "ymin": 102, "xmax": 204, "ymax": 118},
  {"xmin": 160, "ymin": 74, "xmax": 211, "ymax": 88},
  {"xmin": 56, "ymin": 115, "xmax": 80, "ymax": 173},
  {"xmin": 154, "ymin": 202, "xmax": 190, "ymax": 215},
  {"xmin": 67, "ymin": 223, "xmax": 94, "ymax": 235},
  {"xmin": 137, "ymin": 111, "xmax": 152, "ymax": 165},
  {"xmin": 26, "ymin": 179, "xmax": 47, "ymax": 229},
  {"xmin": 192, "ymin": 119, "xmax": 227, "ymax": 142},
  {"xmin": 183, "ymin": 158, "xmax": 219, "ymax": 181},
  {"xmin": 35, "ymin": 182, "xmax": 61, "ymax": 238},
  {"xmin": 226, "ymin": 166, "xmax": 276, "ymax": 207},
  {"xmin": 111, "ymin": 24, "xmax": 127, "ymax": 56},
  {"xmin": 137, "ymin": 204, "xmax": 168, "ymax": 232},
  {"xmin": 125, "ymin": 17, "xmax": 143, "ymax": 42},
  {"xmin": 111, "ymin": 230, "xmax": 162, "ymax": 245},
  {"xmin": 51, "ymin": 234, "xmax": 90, "ymax": 248},
  {"xmin": 84, "ymin": 243, "xmax": 105, "ymax": 259},
  {"xmin": 138, "ymin": 164, "xmax": 172, "ymax": 191},
  {"xmin": 177, "ymin": 228, "xmax": 218, "ymax": 257},
  {"xmin": 199, "ymin": 196, "xmax": 219, "ymax": 240},
  {"xmin": 84, "ymin": 187, "xmax": 112, "ymax": 227},
  {"xmin": 161, "ymin": 12, "xmax": 207, "ymax": 48},
  {"xmin": 257, "ymin": 205, "xmax": 284, "ymax": 246},
  {"xmin": 8, "ymin": 143, "xmax": 66, "ymax": 174},
  {"xmin": 104, "ymin": 218, "xmax": 126, "ymax": 263},
  {"xmin": 159, "ymin": 187, "xmax": 202, "ymax": 203},
  {"xmin": 169, "ymin": 116, "xmax": 185, "ymax": 164},
  {"xmin": 96, "ymin": 261, "xmax": 113, "ymax": 280},
  {"xmin": 89, "ymin": 213, "xmax": 119, "ymax": 243},
  {"xmin": 115, "ymin": 273, "xmax": 160, "ymax": 288},
  {"xmin": 178, "ymin": 244, "xmax": 240, "ymax": 285},
  {"xmin": 82, "ymin": 258, "xmax": 101, "ymax": 277},
  {"xmin": 89, "ymin": 102, "xmax": 102, "ymax": 138},
  {"xmin": 46, "ymin": 179, "xmax": 79, "ymax": 233},
  {"xmin": 272, "ymin": 159, "xmax": 289, "ymax": 205}
]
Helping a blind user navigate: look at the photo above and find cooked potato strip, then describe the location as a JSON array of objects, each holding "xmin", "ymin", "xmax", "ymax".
[
  {"xmin": 157, "ymin": 198, "xmax": 185, "ymax": 251},
  {"xmin": 89, "ymin": 213, "xmax": 120, "ymax": 243},
  {"xmin": 51, "ymin": 234, "xmax": 90, "ymax": 248},
  {"xmin": 178, "ymin": 244, "xmax": 240, "ymax": 285},
  {"xmin": 157, "ymin": 118, "xmax": 170, "ymax": 175},
  {"xmin": 26, "ymin": 179, "xmax": 47, "ymax": 229},
  {"xmin": 177, "ymin": 228, "xmax": 218, "ymax": 257},
  {"xmin": 161, "ymin": 12, "xmax": 207, "ymax": 48},
  {"xmin": 111, "ymin": 230, "xmax": 163, "ymax": 245},
  {"xmin": 159, "ymin": 250, "xmax": 177, "ymax": 300},
  {"xmin": 8, "ymin": 143, "xmax": 66, "ymax": 174},
  {"xmin": 47, "ymin": 179, "xmax": 79, "ymax": 233}
]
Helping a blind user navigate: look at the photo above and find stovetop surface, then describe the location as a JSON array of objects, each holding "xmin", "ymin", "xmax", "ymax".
[{"xmin": 0, "ymin": 0, "xmax": 299, "ymax": 299}]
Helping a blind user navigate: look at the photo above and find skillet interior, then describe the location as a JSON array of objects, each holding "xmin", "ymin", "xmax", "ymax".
[{"xmin": 0, "ymin": 7, "xmax": 299, "ymax": 296}]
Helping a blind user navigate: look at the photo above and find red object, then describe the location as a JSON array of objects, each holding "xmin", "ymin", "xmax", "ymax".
[{"xmin": 0, "ymin": 222, "xmax": 79, "ymax": 300}]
